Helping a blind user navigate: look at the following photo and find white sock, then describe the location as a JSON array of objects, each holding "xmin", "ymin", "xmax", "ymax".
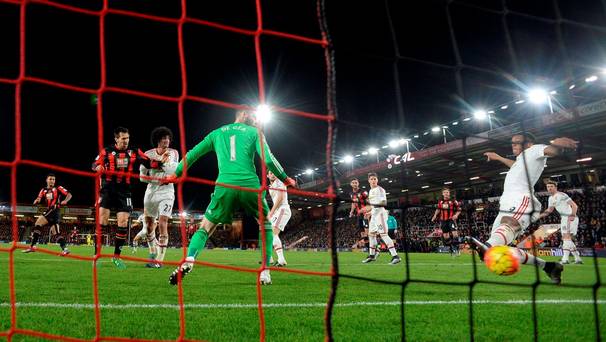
[
  {"xmin": 486, "ymin": 223, "xmax": 517, "ymax": 246},
  {"xmin": 570, "ymin": 241, "xmax": 581, "ymax": 261},
  {"xmin": 562, "ymin": 240, "xmax": 572, "ymax": 261},
  {"xmin": 513, "ymin": 248, "xmax": 546, "ymax": 269},
  {"xmin": 369, "ymin": 235, "xmax": 378, "ymax": 256},
  {"xmin": 157, "ymin": 234, "xmax": 168, "ymax": 262},
  {"xmin": 273, "ymin": 235, "xmax": 285, "ymax": 264},
  {"xmin": 147, "ymin": 233, "xmax": 157, "ymax": 256},
  {"xmin": 380, "ymin": 234, "xmax": 398, "ymax": 256}
]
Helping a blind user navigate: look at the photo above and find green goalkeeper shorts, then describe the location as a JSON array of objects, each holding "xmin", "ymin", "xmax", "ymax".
[{"xmin": 203, "ymin": 185, "xmax": 271, "ymax": 228}]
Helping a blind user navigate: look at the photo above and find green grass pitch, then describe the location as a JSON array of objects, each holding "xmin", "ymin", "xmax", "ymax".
[{"xmin": 1, "ymin": 244, "xmax": 605, "ymax": 341}]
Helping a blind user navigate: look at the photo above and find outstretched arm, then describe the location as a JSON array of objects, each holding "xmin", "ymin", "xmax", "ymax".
[
  {"xmin": 175, "ymin": 133, "xmax": 214, "ymax": 177},
  {"xmin": 544, "ymin": 137, "xmax": 579, "ymax": 157},
  {"xmin": 484, "ymin": 152, "xmax": 514, "ymax": 168},
  {"xmin": 538, "ymin": 206, "xmax": 555, "ymax": 219},
  {"xmin": 256, "ymin": 133, "xmax": 296, "ymax": 187}
]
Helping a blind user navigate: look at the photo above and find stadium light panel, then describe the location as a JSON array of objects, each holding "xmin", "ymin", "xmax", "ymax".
[
  {"xmin": 487, "ymin": 110, "xmax": 495, "ymax": 114},
  {"xmin": 500, "ymin": 105, "xmax": 508, "ymax": 110},
  {"xmin": 423, "ymin": 132, "xmax": 429, "ymax": 135},
  {"xmin": 569, "ymin": 84, "xmax": 576, "ymax": 89},
  {"xmin": 255, "ymin": 104, "xmax": 272, "ymax": 123},
  {"xmin": 399, "ymin": 138, "xmax": 410, "ymax": 144},
  {"xmin": 499, "ymin": 171, "xmax": 508, "ymax": 175},
  {"xmin": 368, "ymin": 147, "xmax": 378, "ymax": 155},
  {"xmin": 462, "ymin": 117, "xmax": 471, "ymax": 121},
  {"xmin": 414, "ymin": 134, "xmax": 419, "ymax": 138},
  {"xmin": 344, "ymin": 155, "xmax": 354, "ymax": 163},
  {"xmin": 305, "ymin": 169, "xmax": 313, "ymax": 175},
  {"xmin": 469, "ymin": 176, "xmax": 480, "ymax": 180},
  {"xmin": 576, "ymin": 157, "xmax": 592, "ymax": 162},
  {"xmin": 528, "ymin": 88, "xmax": 549, "ymax": 104},
  {"xmin": 431, "ymin": 126, "xmax": 440, "ymax": 133},
  {"xmin": 515, "ymin": 99, "xmax": 525, "ymax": 104},
  {"xmin": 442, "ymin": 125, "xmax": 448, "ymax": 129},
  {"xmin": 362, "ymin": 151, "xmax": 368, "ymax": 155},
  {"xmin": 401, "ymin": 189, "xmax": 408, "ymax": 192},
  {"xmin": 421, "ymin": 185, "xmax": 429, "ymax": 189},
  {"xmin": 549, "ymin": 90, "xmax": 557, "ymax": 95},
  {"xmin": 585, "ymin": 75, "xmax": 598, "ymax": 82},
  {"xmin": 180, "ymin": 211, "xmax": 188, "ymax": 217},
  {"xmin": 444, "ymin": 181, "xmax": 453, "ymax": 185},
  {"xmin": 388, "ymin": 140, "xmax": 400, "ymax": 148},
  {"xmin": 473, "ymin": 110, "xmax": 487, "ymax": 120},
  {"xmin": 314, "ymin": 167, "xmax": 319, "ymax": 170},
  {"xmin": 452, "ymin": 121, "xmax": 458, "ymax": 126}
]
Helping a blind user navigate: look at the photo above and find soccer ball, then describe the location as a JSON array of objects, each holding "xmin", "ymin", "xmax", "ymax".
[{"xmin": 484, "ymin": 246, "xmax": 520, "ymax": 276}]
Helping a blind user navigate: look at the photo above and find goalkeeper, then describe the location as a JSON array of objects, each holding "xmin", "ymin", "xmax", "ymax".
[{"xmin": 167, "ymin": 108, "xmax": 295, "ymax": 286}]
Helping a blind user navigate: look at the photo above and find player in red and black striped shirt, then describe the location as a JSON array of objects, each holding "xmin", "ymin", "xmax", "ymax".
[
  {"xmin": 431, "ymin": 187, "xmax": 461, "ymax": 256},
  {"xmin": 92, "ymin": 126, "xmax": 164, "ymax": 268},
  {"xmin": 24, "ymin": 173, "xmax": 73, "ymax": 255}
]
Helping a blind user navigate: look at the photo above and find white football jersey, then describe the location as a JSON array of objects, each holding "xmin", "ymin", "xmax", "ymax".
[
  {"xmin": 368, "ymin": 186, "xmax": 387, "ymax": 215},
  {"xmin": 502, "ymin": 144, "xmax": 548, "ymax": 197},
  {"xmin": 269, "ymin": 179, "xmax": 290, "ymax": 210},
  {"xmin": 139, "ymin": 148, "xmax": 179, "ymax": 195},
  {"xmin": 548, "ymin": 192, "xmax": 573, "ymax": 216}
]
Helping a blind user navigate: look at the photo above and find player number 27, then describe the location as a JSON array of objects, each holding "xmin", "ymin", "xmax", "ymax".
[{"xmin": 230, "ymin": 135, "xmax": 236, "ymax": 161}]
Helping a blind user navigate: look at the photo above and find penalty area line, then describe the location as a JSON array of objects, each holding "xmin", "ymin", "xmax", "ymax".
[{"xmin": 1, "ymin": 299, "xmax": 604, "ymax": 310}]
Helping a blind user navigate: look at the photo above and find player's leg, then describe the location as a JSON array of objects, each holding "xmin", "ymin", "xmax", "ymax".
[
  {"xmin": 271, "ymin": 208, "xmax": 290, "ymax": 266},
  {"xmin": 95, "ymin": 207, "xmax": 111, "ymax": 255},
  {"xmin": 110, "ymin": 211, "xmax": 130, "ymax": 269},
  {"xmin": 570, "ymin": 217, "xmax": 582, "ymax": 263},
  {"xmin": 452, "ymin": 230, "xmax": 460, "ymax": 255},
  {"xmin": 156, "ymin": 198, "xmax": 174, "ymax": 265},
  {"xmin": 240, "ymin": 189, "xmax": 274, "ymax": 284},
  {"xmin": 375, "ymin": 212, "xmax": 399, "ymax": 264},
  {"xmin": 24, "ymin": 215, "xmax": 48, "ymax": 252},
  {"xmin": 52, "ymin": 223, "xmax": 69, "ymax": 255},
  {"xmin": 170, "ymin": 186, "xmax": 232, "ymax": 285},
  {"xmin": 363, "ymin": 215, "xmax": 379, "ymax": 263}
]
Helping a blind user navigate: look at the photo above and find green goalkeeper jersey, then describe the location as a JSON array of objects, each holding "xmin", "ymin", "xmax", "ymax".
[{"xmin": 175, "ymin": 122, "xmax": 287, "ymax": 186}]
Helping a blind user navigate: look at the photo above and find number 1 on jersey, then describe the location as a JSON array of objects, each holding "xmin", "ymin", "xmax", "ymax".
[{"xmin": 230, "ymin": 135, "xmax": 236, "ymax": 161}]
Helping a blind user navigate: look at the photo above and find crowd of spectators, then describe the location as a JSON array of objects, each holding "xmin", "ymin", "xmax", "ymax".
[{"xmin": 2, "ymin": 186, "xmax": 605, "ymax": 252}]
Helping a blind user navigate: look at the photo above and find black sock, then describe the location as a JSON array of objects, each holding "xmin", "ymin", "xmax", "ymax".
[
  {"xmin": 31, "ymin": 229, "xmax": 41, "ymax": 247},
  {"xmin": 114, "ymin": 226, "xmax": 128, "ymax": 256},
  {"xmin": 57, "ymin": 236, "xmax": 66, "ymax": 250},
  {"xmin": 94, "ymin": 224, "xmax": 109, "ymax": 255}
]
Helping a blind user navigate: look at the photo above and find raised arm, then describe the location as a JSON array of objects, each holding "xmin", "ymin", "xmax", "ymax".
[{"xmin": 543, "ymin": 137, "xmax": 579, "ymax": 157}]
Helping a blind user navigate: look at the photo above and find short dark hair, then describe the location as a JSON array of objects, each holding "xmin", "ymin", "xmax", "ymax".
[
  {"xmin": 442, "ymin": 187, "xmax": 451, "ymax": 192},
  {"xmin": 545, "ymin": 179, "xmax": 558, "ymax": 186},
  {"xmin": 46, "ymin": 173, "xmax": 56, "ymax": 179},
  {"xmin": 350, "ymin": 178, "xmax": 359, "ymax": 182},
  {"xmin": 151, "ymin": 126, "xmax": 173, "ymax": 147},
  {"xmin": 368, "ymin": 172, "xmax": 378, "ymax": 179},
  {"xmin": 514, "ymin": 131, "xmax": 536, "ymax": 144},
  {"xmin": 114, "ymin": 126, "xmax": 129, "ymax": 137}
]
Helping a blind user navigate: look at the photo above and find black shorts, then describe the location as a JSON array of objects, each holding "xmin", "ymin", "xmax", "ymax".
[
  {"xmin": 43, "ymin": 208, "xmax": 61, "ymax": 226},
  {"xmin": 356, "ymin": 216, "xmax": 368, "ymax": 230},
  {"xmin": 441, "ymin": 220, "xmax": 456, "ymax": 234},
  {"xmin": 99, "ymin": 188, "xmax": 132, "ymax": 213}
]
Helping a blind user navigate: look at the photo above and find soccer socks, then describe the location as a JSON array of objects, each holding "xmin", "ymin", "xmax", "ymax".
[
  {"xmin": 562, "ymin": 240, "xmax": 581, "ymax": 262},
  {"xmin": 260, "ymin": 229, "xmax": 274, "ymax": 266},
  {"xmin": 94, "ymin": 224, "xmax": 109, "ymax": 255},
  {"xmin": 380, "ymin": 234, "xmax": 398, "ymax": 257},
  {"xmin": 146, "ymin": 232, "xmax": 158, "ymax": 256},
  {"xmin": 486, "ymin": 223, "xmax": 517, "ymax": 246},
  {"xmin": 273, "ymin": 234, "xmax": 286, "ymax": 264},
  {"xmin": 369, "ymin": 235, "xmax": 378, "ymax": 256},
  {"xmin": 56, "ymin": 236, "xmax": 67, "ymax": 251},
  {"xmin": 114, "ymin": 225, "xmax": 128, "ymax": 256},
  {"xmin": 513, "ymin": 248, "xmax": 546, "ymax": 269},
  {"xmin": 562, "ymin": 240, "xmax": 572, "ymax": 262},
  {"xmin": 187, "ymin": 229, "xmax": 209, "ymax": 258},
  {"xmin": 157, "ymin": 234, "xmax": 168, "ymax": 262},
  {"xmin": 31, "ymin": 228, "xmax": 41, "ymax": 247}
]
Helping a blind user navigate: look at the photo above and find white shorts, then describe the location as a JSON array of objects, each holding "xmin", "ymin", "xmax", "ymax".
[
  {"xmin": 144, "ymin": 191, "xmax": 174, "ymax": 218},
  {"xmin": 270, "ymin": 208, "xmax": 291, "ymax": 231},
  {"xmin": 560, "ymin": 216, "xmax": 579, "ymax": 235},
  {"xmin": 369, "ymin": 211, "xmax": 388, "ymax": 235},
  {"xmin": 492, "ymin": 195, "xmax": 541, "ymax": 237}
]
